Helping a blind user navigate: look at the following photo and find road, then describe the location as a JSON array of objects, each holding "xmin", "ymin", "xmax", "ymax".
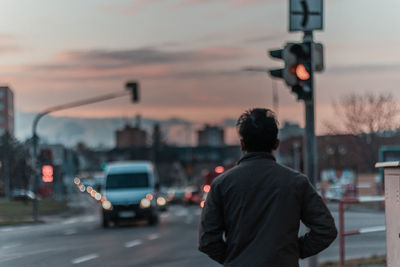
[{"xmin": 0, "ymin": 193, "xmax": 386, "ymax": 267}]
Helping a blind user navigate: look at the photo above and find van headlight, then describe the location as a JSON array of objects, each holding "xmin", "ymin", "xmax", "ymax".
[
  {"xmin": 140, "ymin": 198, "xmax": 151, "ymax": 208},
  {"xmin": 157, "ymin": 197, "xmax": 166, "ymax": 206},
  {"xmin": 102, "ymin": 200, "xmax": 112, "ymax": 210}
]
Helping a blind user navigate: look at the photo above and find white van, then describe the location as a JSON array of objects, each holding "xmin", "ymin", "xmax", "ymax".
[{"xmin": 101, "ymin": 161, "xmax": 160, "ymax": 227}]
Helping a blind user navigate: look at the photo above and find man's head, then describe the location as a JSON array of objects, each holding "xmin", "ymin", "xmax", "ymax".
[{"xmin": 236, "ymin": 108, "xmax": 279, "ymax": 153}]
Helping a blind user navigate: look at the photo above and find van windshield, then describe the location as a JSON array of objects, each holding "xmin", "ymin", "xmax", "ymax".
[{"xmin": 106, "ymin": 173, "xmax": 149, "ymax": 189}]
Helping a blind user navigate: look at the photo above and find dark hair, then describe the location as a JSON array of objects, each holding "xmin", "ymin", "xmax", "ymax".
[{"xmin": 236, "ymin": 108, "xmax": 279, "ymax": 152}]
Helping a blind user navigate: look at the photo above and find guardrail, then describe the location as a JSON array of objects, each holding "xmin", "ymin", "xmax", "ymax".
[{"xmin": 338, "ymin": 196, "xmax": 385, "ymax": 265}]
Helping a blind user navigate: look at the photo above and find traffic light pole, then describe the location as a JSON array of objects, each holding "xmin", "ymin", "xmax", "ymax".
[
  {"xmin": 31, "ymin": 89, "xmax": 132, "ymax": 222},
  {"xmin": 303, "ymin": 30, "xmax": 318, "ymax": 267}
]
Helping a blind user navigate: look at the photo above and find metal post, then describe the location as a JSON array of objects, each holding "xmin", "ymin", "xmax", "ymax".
[
  {"xmin": 303, "ymin": 30, "xmax": 319, "ymax": 267},
  {"xmin": 339, "ymin": 200, "xmax": 345, "ymax": 265},
  {"xmin": 32, "ymin": 133, "xmax": 39, "ymax": 222}
]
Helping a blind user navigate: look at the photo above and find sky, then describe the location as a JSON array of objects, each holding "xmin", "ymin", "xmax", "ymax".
[{"xmin": 2, "ymin": 0, "xmax": 400, "ymax": 136}]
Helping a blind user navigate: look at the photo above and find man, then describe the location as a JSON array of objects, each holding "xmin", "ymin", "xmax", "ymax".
[{"xmin": 198, "ymin": 108, "xmax": 337, "ymax": 267}]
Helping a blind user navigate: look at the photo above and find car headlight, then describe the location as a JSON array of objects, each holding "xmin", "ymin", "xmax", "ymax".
[
  {"xmin": 157, "ymin": 197, "xmax": 166, "ymax": 206},
  {"xmin": 140, "ymin": 198, "xmax": 151, "ymax": 208},
  {"xmin": 102, "ymin": 200, "xmax": 112, "ymax": 210}
]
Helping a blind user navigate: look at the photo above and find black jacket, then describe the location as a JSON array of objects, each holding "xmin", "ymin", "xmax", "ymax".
[{"xmin": 198, "ymin": 152, "xmax": 337, "ymax": 267}]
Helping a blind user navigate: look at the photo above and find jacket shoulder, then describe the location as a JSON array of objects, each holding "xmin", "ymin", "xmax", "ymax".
[{"xmin": 275, "ymin": 162, "xmax": 308, "ymax": 179}]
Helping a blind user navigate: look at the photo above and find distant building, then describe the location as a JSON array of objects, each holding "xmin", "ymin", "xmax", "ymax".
[
  {"xmin": 197, "ymin": 125, "xmax": 225, "ymax": 147},
  {"xmin": 0, "ymin": 86, "xmax": 14, "ymax": 135},
  {"xmin": 278, "ymin": 121, "xmax": 304, "ymax": 141},
  {"xmin": 116, "ymin": 125, "xmax": 147, "ymax": 148}
]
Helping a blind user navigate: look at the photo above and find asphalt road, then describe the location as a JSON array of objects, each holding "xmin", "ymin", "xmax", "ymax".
[{"xmin": 0, "ymin": 193, "xmax": 386, "ymax": 267}]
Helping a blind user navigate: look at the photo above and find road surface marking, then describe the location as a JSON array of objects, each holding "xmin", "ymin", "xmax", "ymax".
[
  {"xmin": 0, "ymin": 227, "xmax": 13, "ymax": 232},
  {"xmin": 82, "ymin": 216, "xmax": 96, "ymax": 222},
  {"xmin": 147, "ymin": 234, "xmax": 160, "ymax": 240},
  {"xmin": 160, "ymin": 213, "xmax": 169, "ymax": 218},
  {"xmin": 2, "ymin": 243, "xmax": 20, "ymax": 249},
  {"xmin": 64, "ymin": 229, "xmax": 78, "ymax": 235},
  {"xmin": 71, "ymin": 253, "xmax": 99, "ymax": 264},
  {"xmin": 63, "ymin": 218, "xmax": 79, "ymax": 224},
  {"xmin": 125, "ymin": 239, "xmax": 142, "ymax": 248},
  {"xmin": 175, "ymin": 209, "xmax": 188, "ymax": 217}
]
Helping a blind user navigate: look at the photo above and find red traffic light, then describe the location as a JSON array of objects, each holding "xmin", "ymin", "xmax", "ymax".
[
  {"xmin": 215, "ymin": 166, "xmax": 224, "ymax": 174},
  {"xmin": 295, "ymin": 64, "xmax": 310, "ymax": 80},
  {"xmin": 42, "ymin": 165, "xmax": 53, "ymax": 183}
]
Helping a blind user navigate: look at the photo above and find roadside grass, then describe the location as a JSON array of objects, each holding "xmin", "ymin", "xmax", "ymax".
[
  {"xmin": 0, "ymin": 200, "xmax": 68, "ymax": 225},
  {"xmin": 321, "ymin": 255, "xmax": 386, "ymax": 267}
]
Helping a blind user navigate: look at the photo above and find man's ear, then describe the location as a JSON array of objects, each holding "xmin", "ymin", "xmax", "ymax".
[
  {"xmin": 272, "ymin": 139, "xmax": 280, "ymax": 151},
  {"xmin": 240, "ymin": 139, "xmax": 246, "ymax": 152}
]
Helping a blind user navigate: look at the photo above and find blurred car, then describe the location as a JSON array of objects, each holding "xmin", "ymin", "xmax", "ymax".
[
  {"xmin": 11, "ymin": 189, "xmax": 36, "ymax": 202},
  {"xmin": 166, "ymin": 188, "xmax": 186, "ymax": 204},
  {"xmin": 183, "ymin": 186, "xmax": 201, "ymax": 205},
  {"xmin": 101, "ymin": 161, "xmax": 160, "ymax": 227}
]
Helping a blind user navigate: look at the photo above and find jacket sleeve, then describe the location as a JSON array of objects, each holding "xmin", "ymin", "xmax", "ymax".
[
  {"xmin": 198, "ymin": 181, "xmax": 227, "ymax": 264},
  {"xmin": 298, "ymin": 176, "xmax": 338, "ymax": 258}
]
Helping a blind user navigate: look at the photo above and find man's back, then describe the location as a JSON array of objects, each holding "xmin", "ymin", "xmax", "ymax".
[{"xmin": 199, "ymin": 152, "xmax": 337, "ymax": 267}]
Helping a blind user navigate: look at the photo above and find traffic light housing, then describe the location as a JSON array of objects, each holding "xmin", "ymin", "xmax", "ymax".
[
  {"xmin": 126, "ymin": 81, "xmax": 139, "ymax": 102},
  {"xmin": 269, "ymin": 42, "xmax": 313, "ymax": 101}
]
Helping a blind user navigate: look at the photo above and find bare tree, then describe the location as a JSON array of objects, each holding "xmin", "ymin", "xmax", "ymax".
[
  {"xmin": 324, "ymin": 92, "xmax": 400, "ymax": 172},
  {"xmin": 325, "ymin": 92, "xmax": 400, "ymax": 135}
]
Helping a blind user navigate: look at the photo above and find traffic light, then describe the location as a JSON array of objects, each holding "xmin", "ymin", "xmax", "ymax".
[
  {"xmin": 42, "ymin": 165, "xmax": 53, "ymax": 183},
  {"xmin": 126, "ymin": 81, "xmax": 139, "ymax": 102},
  {"xmin": 289, "ymin": 42, "xmax": 312, "ymax": 101},
  {"xmin": 269, "ymin": 42, "xmax": 313, "ymax": 101}
]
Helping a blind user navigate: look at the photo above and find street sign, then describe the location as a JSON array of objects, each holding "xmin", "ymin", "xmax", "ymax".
[{"xmin": 289, "ymin": 0, "xmax": 323, "ymax": 32}]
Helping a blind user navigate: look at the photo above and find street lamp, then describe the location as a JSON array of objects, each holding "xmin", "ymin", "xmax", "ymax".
[{"xmin": 31, "ymin": 83, "xmax": 139, "ymax": 221}]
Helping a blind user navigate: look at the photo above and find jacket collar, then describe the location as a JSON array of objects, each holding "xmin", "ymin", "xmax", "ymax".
[{"xmin": 237, "ymin": 152, "xmax": 276, "ymax": 165}]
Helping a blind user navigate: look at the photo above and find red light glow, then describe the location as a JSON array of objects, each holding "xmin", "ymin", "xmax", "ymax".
[
  {"xmin": 295, "ymin": 64, "xmax": 310, "ymax": 80},
  {"xmin": 215, "ymin": 166, "xmax": 224, "ymax": 174},
  {"xmin": 42, "ymin": 165, "xmax": 53, "ymax": 183},
  {"xmin": 203, "ymin": 184, "xmax": 211, "ymax": 193}
]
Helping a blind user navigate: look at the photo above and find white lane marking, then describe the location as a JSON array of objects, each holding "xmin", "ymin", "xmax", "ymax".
[
  {"xmin": 147, "ymin": 234, "xmax": 160, "ymax": 240},
  {"xmin": 175, "ymin": 209, "xmax": 188, "ymax": 217},
  {"xmin": 63, "ymin": 216, "xmax": 96, "ymax": 225},
  {"xmin": 0, "ymin": 248, "xmax": 64, "ymax": 264},
  {"xmin": 71, "ymin": 253, "xmax": 99, "ymax": 264},
  {"xmin": 82, "ymin": 216, "xmax": 96, "ymax": 223},
  {"xmin": 2, "ymin": 243, "xmax": 20, "ymax": 249},
  {"xmin": 63, "ymin": 218, "xmax": 79, "ymax": 225},
  {"xmin": 64, "ymin": 229, "xmax": 78, "ymax": 235},
  {"xmin": 124, "ymin": 239, "xmax": 142, "ymax": 248},
  {"xmin": 0, "ymin": 227, "xmax": 13, "ymax": 232},
  {"xmin": 160, "ymin": 213, "xmax": 169, "ymax": 219}
]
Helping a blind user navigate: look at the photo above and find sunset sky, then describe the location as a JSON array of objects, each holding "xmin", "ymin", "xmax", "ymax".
[{"xmin": 1, "ymin": 0, "xmax": 400, "ymax": 135}]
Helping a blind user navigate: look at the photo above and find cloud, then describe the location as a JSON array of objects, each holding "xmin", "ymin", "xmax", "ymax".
[
  {"xmin": 0, "ymin": 33, "xmax": 21, "ymax": 55},
  {"xmin": 105, "ymin": 0, "xmax": 272, "ymax": 14},
  {"xmin": 243, "ymin": 33, "xmax": 286, "ymax": 44},
  {"xmin": 24, "ymin": 45, "xmax": 247, "ymax": 81},
  {"xmin": 179, "ymin": 0, "xmax": 269, "ymax": 7},
  {"xmin": 327, "ymin": 63, "xmax": 400, "ymax": 74}
]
